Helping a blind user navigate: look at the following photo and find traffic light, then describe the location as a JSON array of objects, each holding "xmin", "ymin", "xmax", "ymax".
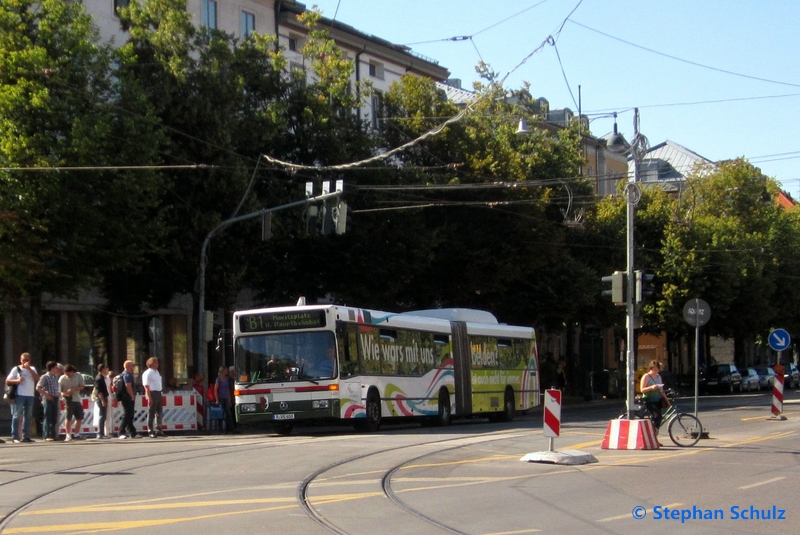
[
  {"xmin": 322, "ymin": 198, "xmax": 347, "ymax": 235},
  {"xmin": 602, "ymin": 271, "xmax": 625, "ymax": 305},
  {"xmin": 635, "ymin": 270, "xmax": 655, "ymax": 303}
]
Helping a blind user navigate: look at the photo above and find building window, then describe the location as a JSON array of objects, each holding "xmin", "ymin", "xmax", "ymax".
[
  {"xmin": 371, "ymin": 91, "xmax": 384, "ymax": 130},
  {"xmin": 241, "ymin": 11, "xmax": 255, "ymax": 38},
  {"xmin": 368, "ymin": 61, "xmax": 384, "ymax": 80},
  {"xmin": 202, "ymin": 0, "xmax": 217, "ymax": 30}
]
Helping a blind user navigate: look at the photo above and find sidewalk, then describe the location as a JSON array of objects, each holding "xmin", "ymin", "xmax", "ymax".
[{"xmin": 1, "ymin": 392, "xmax": 621, "ymax": 439}]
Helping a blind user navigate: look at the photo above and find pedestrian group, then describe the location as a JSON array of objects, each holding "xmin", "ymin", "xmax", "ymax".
[{"xmin": 3, "ymin": 352, "xmax": 168, "ymax": 443}]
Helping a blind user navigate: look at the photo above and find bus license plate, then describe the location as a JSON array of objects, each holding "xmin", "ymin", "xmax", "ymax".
[{"xmin": 273, "ymin": 414, "xmax": 295, "ymax": 420}]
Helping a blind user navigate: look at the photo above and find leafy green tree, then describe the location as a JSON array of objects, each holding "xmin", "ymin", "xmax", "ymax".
[
  {"xmin": 0, "ymin": 0, "xmax": 164, "ymax": 354},
  {"xmin": 110, "ymin": 1, "xmax": 376, "ymax": 318},
  {"xmin": 266, "ymin": 71, "xmax": 592, "ymax": 331},
  {"xmin": 607, "ymin": 159, "xmax": 795, "ymax": 365}
]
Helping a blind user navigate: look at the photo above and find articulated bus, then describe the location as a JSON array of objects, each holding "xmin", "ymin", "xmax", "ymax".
[{"xmin": 232, "ymin": 303, "xmax": 540, "ymax": 434}]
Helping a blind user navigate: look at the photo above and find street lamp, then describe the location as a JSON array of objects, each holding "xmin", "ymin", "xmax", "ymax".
[{"xmin": 606, "ymin": 108, "xmax": 648, "ymax": 419}]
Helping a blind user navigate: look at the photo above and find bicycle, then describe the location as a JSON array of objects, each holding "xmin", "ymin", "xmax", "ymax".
[{"xmin": 619, "ymin": 389, "xmax": 704, "ymax": 447}]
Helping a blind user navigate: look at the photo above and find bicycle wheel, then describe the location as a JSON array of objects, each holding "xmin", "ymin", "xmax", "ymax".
[{"xmin": 668, "ymin": 413, "xmax": 703, "ymax": 447}]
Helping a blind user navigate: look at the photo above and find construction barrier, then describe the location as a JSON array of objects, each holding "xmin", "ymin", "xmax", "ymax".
[
  {"xmin": 57, "ymin": 391, "xmax": 201, "ymax": 436},
  {"xmin": 543, "ymin": 389, "xmax": 561, "ymax": 438},
  {"xmin": 771, "ymin": 374, "xmax": 785, "ymax": 418},
  {"xmin": 601, "ymin": 419, "xmax": 660, "ymax": 450}
]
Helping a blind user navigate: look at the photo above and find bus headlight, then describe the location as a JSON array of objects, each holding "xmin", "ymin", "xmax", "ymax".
[
  {"xmin": 312, "ymin": 400, "xmax": 330, "ymax": 409},
  {"xmin": 240, "ymin": 403, "xmax": 258, "ymax": 413}
]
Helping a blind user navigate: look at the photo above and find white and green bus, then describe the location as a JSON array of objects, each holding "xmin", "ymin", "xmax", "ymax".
[{"xmin": 232, "ymin": 303, "xmax": 540, "ymax": 434}]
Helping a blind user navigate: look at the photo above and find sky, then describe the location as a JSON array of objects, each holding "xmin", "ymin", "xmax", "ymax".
[{"xmin": 310, "ymin": 0, "xmax": 800, "ymax": 198}]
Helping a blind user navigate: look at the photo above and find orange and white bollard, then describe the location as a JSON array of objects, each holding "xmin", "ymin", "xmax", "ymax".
[{"xmin": 769, "ymin": 374, "xmax": 786, "ymax": 420}]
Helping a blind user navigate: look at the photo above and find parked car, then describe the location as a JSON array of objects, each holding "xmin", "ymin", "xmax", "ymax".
[
  {"xmin": 754, "ymin": 366, "xmax": 776, "ymax": 390},
  {"xmin": 740, "ymin": 367, "xmax": 760, "ymax": 392},
  {"xmin": 773, "ymin": 363, "xmax": 800, "ymax": 389},
  {"xmin": 702, "ymin": 363, "xmax": 742, "ymax": 394}
]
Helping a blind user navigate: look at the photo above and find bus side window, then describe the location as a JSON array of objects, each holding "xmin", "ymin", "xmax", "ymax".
[{"xmin": 340, "ymin": 332, "xmax": 358, "ymax": 377}]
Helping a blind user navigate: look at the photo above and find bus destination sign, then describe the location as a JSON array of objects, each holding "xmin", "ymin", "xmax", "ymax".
[{"xmin": 239, "ymin": 310, "xmax": 327, "ymax": 333}]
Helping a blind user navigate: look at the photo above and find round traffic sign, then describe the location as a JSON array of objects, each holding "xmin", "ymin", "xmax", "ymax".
[
  {"xmin": 769, "ymin": 329, "xmax": 791, "ymax": 351},
  {"xmin": 683, "ymin": 298, "xmax": 711, "ymax": 327}
]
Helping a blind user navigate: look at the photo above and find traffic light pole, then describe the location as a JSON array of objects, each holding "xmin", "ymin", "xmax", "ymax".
[
  {"xmin": 625, "ymin": 109, "xmax": 646, "ymax": 420},
  {"xmin": 625, "ymin": 170, "xmax": 636, "ymax": 419},
  {"xmin": 196, "ymin": 189, "xmax": 342, "ymax": 406}
]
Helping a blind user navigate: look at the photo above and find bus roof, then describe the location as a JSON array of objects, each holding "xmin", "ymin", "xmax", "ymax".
[
  {"xmin": 400, "ymin": 309, "xmax": 499, "ymax": 324},
  {"xmin": 234, "ymin": 304, "xmax": 534, "ymax": 339}
]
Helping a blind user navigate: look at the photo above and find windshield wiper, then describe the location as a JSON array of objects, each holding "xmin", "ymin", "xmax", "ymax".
[{"xmin": 296, "ymin": 363, "xmax": 318, "ymax": 384}]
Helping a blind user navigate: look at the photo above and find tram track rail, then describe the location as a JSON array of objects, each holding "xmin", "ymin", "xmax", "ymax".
[
  {"xmin": 299, "ymin": 429, "xmax": 536, "ymax": 535},
  {"xmin": 0, "ymin": 435, "xmax": 310, "ymax": 532},
  {"xmin": 0, "ymin": 425, "xmax": 538, "ymax": 535}
]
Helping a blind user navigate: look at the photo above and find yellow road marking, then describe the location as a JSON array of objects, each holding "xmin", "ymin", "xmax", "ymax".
[
  {"xmin": 21, "ymin": 497, "xmax": 296, "ymax": 516},
  {"xmin": 482, "ymin": 529, "xmax": 541, "ymax": 534},
  {"xmin": 739, "ymin": 477, "xmax": 785, "ymax": 490},
  {"xmin": 4, "ymin": 504, "xmax": 298, "ymax": 534}
]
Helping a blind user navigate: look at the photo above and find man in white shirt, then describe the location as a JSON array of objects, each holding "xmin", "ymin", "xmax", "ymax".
[
  {"xmin": 142, "ymin": 357, "xmax": 165, "ymax": 438},
  {"xmin": 5, "ymin": 352, "xmax": 40, "ymax": 443}
]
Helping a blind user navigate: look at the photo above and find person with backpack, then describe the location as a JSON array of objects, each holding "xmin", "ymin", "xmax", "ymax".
[
  {"xmin": 117, "ymin": 360, "xmax": 139, "ymax": 439},
  {"xmin": 5, "ymin": 353, "xmax": 39, "ymax": 443}
]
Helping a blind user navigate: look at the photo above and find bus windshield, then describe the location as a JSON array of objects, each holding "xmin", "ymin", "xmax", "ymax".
[{"xmin": 236, "ymin": 331, "xmax": 337, "ymax": 383}]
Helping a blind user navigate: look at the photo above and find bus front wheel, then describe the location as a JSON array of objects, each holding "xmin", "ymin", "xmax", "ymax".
[
  {"xmin": 363, "ymin": 390, "xmax": 382, "ymax": 432},
  {"xmin": 274, "ymin": 423, "xmax": 294, "ymax": 435}
]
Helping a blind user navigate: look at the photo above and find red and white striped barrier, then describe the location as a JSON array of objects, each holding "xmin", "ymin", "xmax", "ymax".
[
  {"xmin": 58, "ymin": 398, "xmax": 96, "ymax": 436},
  {"xmin": 601, "ymin": 419, "xmax": 660, "ymax": 450},
  {"xmin": 771, "ymin": 374, "xmax": 785, "ymax": 418},
  {"xmin": 543, "ymin": 389, "xmax": 561, "ymax": 438},
  {"xmin": 57, "ymin": 392, "xmax": 202, "ymax": 436}
]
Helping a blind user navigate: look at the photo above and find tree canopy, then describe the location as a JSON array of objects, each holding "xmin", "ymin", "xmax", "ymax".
[{"xmin": 2, "ymin": 0, "xmax": 799, "ymax": 366}]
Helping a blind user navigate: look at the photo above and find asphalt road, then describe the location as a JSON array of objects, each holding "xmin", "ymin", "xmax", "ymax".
[{"xmin": 0, "ymin": 389, "xmax": 797, "ymax": 535}]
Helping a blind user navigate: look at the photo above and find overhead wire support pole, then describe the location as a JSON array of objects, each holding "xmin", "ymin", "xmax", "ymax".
[
  {"xmin": 625, "ymin": 108, "xmax": 647, "ymax": 420},
  {"xmin": 196, "ymin": 189, "xmax": 342, "ymax": 411}
]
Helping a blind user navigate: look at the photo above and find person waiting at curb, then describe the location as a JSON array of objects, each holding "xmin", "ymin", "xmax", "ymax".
[
  {"xmin": 6, "ymin": 352, "xmax": 40, "ymax": 444},
  {"xmin": 142, "ymin": 357, "xmax": 165, "ymax": 438},
  {"xmin": 93, "ymin": 364, "xmax": 112, "ymax": 439},
  {"xmin": 36, "ymin": 361, "xmax": 61, "ymax": 442},
  {"xmin": 59, "ymin": 365, "xmax": 85, "ymax": 441},
  {"xmin": 118, "ymin": 360, "xmax": 139, "ymax": 439}
]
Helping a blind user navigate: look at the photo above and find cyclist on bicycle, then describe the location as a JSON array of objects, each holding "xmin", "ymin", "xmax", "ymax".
[{"xmin": 640, "ymin": 360, "xmax": 669, "ymax": 442}]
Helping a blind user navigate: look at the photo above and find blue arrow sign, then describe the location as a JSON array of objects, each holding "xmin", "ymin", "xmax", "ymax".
[{"xmin": 769, "ymin": 329, "xmax": 791, "ymax": 351}]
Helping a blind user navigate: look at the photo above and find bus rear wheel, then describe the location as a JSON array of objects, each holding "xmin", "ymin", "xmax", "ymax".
[
  {"xmin": 435, "ymin": 389, "xmax": 451, "ymax": 427},
  {"xmin": 492, "ymin": 389, "xmax": 515, "ymax": 422}
]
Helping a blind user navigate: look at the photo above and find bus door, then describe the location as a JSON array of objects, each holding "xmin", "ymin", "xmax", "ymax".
[{"xmin": 451, "ymin": 321, "xmax": 472, "ymax": 416}]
